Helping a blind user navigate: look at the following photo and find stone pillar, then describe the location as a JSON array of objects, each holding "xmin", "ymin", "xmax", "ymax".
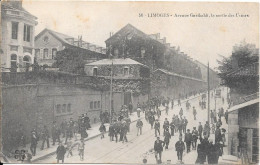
[{"xmin": 228, "ymin": 110, "xmax": 239, "ymax": 156}]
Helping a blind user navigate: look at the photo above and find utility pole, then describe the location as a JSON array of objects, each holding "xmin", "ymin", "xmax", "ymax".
[
  {"xmin": 207, "ymin": 62, "xmax": 210, "ymax": 123},
  {"xmin": 109, "ymin": 45, "xmax": 113, "ymax": 123},
  {"xmin": 110, "ymin": 59, "xmax": 113, "ymax": 123}
]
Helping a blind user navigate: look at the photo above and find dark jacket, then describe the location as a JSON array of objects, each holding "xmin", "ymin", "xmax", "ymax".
[
  {"xmin": 175, "ymin": 140, "xmax": 185, "ymax": 151},
  {"xmin": 195, "ymin": 144, "xmax": 206, "ymax": 164},
  {"xmin": 154, "ymin": 122, "xmax": 160, "ymax": 130},
  {"xmin": 136, "ymin": 120, "xmax": 143, "ymax": 127},
  {"xmin": 215, "ymin": 128, "xmax": 222, "ymax": 143},
  {"xmin": 31, "ymin": 134, "xmax": 38, "ymax": 145},
  {"xmin": 164, "ymin": 131, "xmax": 171, "ymax": 142},
  {"xmin": 99, "ymin": 125, "xmax": 106, "ymax": 132},
  {"xmin": 41, "ymin": 128, "xmax": 49, "ymax": 139},
  {"xmin": 192, "ymin": 130, "xmax": 199, "ymax": 141},
  {"xmin": 154, "ymin": 140, "xmax": 164, "ymax": 152},
  {"xmin": 56, "ymin": 145, "xmax": 66, "ymax": 160},
  {"xmin": 170, "ymin": 121, "xmax": 175, "ymax": 129},
  {"xmin": 184, "ymin": 133, "xmax": 192, "ymax": 142},
  {"xmin": 198, "ymin": 125, "xmax": 203, "ymax": 133},
  {"xmin": 108, "ymin": 125, "xmax": 114, "ymax": 136},
  {"xmin": 163, "ymin": 121, "xmax": 169, "ymax": 129}
]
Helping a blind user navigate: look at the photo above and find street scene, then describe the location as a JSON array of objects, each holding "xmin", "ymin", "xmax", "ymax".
[{"xmin": 1, "ymin": 1, "xmax": 259, "ymax": 164}]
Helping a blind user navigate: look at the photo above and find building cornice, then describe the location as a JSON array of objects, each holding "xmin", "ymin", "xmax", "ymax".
[{"xmin": 3, "ymin": 9, "xmax": 38, "ymax": 25}]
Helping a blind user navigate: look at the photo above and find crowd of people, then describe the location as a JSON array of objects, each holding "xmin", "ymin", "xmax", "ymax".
[
  {"xmin": 8, "ymin": 88, "xmax": 229, "ymax": 164},
  {"xmin": 9, "ymin": 113, "xmax": 93, "ymax": 163},
  {"xmin": 150, "ymin": 89, "xmax": 228, "ymax": 164}
]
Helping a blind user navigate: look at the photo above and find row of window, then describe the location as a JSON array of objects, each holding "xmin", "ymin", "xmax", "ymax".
[
  {"xmin": 56, "ymin": 104, "xmax": 71, "ymax": 114},
  {"xmin": 113, "ymin": 47, "xmax": 146, "ymax": 58},
  {"xmin": 92, "ymin": 67, "xmax": 129, "ymax": 76},
  {"xmin": 35, "ymin": 48, "xmax": 57, "ymax": 60},
  {"xmin": 90, "ymin": 101, "xmax": 101, "ymax": 109},
  {"xmin": 11, "ymin": 22, "xmax": 31, "ymax": 42}
]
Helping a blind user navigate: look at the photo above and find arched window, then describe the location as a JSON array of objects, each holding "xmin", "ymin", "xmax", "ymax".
[
  {"xmin": 23, "ymin": 56, "xmax": 31, "ymax": 72},
  {"xmin": 52, "ymin": 48, "xmax": 57, "ymax": 59},
  {"xmin": 93, "ymin": 67, "xmax": 98, "ymax": 76},
  {"xmin": 43, "ymin": 48, "xmax": 48, "ymax": 59},
  {"xmin": 10, "ymin": 54, "xmax": 17, "ymax": 72},
  {"xmin": 123, "ymin": 66, "xmax": 129, "ymax": 76}
]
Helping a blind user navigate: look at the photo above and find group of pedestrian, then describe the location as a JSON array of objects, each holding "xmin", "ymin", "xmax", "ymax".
[
  {"xmin": 99, "ymin": 110, "xmax": 110, "ymax": 123},
  {"xmin": 108, "ymin": 116, "xmax": 131, "ymax": 143},
  {"xmin": 56, "ymin": 139, "xmax": 85, "ymax": 163}
]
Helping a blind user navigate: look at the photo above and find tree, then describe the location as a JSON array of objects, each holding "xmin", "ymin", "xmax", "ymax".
[
  {"xmin": 52, "ymin": 47, "xmax": 86, "ymax": 74},
  {"xmin": 217, "ymin": 41, "xmax": 258, "ymax": 74},
  {"xmin": 217, "ymin": 41, "xmax": 258, "ymax": 88},
  {"xmin": 216, "ymin": 55, "xmax": 232, "ymax": 74}
]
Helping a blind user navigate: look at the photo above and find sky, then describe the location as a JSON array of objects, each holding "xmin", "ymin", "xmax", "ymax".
[{"xmin": 22, "ymin": 1, "xmax": 259, "ymax": 69}]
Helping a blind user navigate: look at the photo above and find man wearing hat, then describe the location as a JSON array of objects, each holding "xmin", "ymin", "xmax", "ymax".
[
  {"xmin": 184, "ymin": 129, "xmax": 192, "ymax": 153},
  {"xmin": 30, "ymin": 130, "xmax": 38, "ymax": 156},
  {"xmin": 163, "ymin": 129, "xmax": 171, "ymax": 149},
  {"xmin": 41, "ymin": 125, "xmax": 50, "ymax": 150},
  {"xmin": 191, "ymin": 127, "xmax": 199, "ymax": 150},
  {"xmin": 136, "ymin": 119, "xmax": 143, "ymax": 136},
  {"xmin": 154, "ymin": 136, "xmax": 164, "ymax": 164},
  {"xmin": 56, "ymin": 142, "xmax": 66, "ymax": 163},
  {"xmin": 170, "ymin": 118, "xmax": 175, "ymax": 136},
  {"xmin": 175, "ymin": 136, "xmax": 185, "ymax": 163},
  {"xmin": 163, "ymin": 118, "xmax": 169, "ymax": 136},
  {"xmin": 215, "ymin": 125, "xmax": 222, "ymax": 144},
  {"xmin": 154, "ymin": 119, "xmax": 160, "ymax": 137}
]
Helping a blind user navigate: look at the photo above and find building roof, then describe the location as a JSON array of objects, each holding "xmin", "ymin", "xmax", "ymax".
[
  {"xmin": 225, "ymin": 62, "xmax": 259, "ymax": 77},
  {"xmin": 2, "ymin": 2, "xmax": 37, "ymax": 19},
  {"xmin": 85, "ymin": 58, "xmax": 148, "ymax": 67},
  {"xmin": 154, "ymin": 69, "xmax": 206, "ymax": 82},
  {"xmin": 35, "ymin": 28, "xmax": 106, "ymax": 54},
  {"xmin": 105, "ymin": 24, "xmax": 152, "ymax": 43},
  {"xmin": 105, "ymin": 24, "xmax": 204, "ymax": 70},
  {"xmin": 228, "ymin": 98, "xmax": 259, "ymax": 113}
]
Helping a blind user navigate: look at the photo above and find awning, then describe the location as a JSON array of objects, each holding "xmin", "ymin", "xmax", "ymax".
[{"xmin": 228, "ymin": 98, "xmax": 259, "ymax": 113}]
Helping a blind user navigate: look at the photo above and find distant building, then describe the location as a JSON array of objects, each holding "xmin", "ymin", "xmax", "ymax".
[
  {"xmin": 194, "ymin": 60, "xmax": 220, "ymax": 89},
  {"xmin": 1, "ymin": 1, "xmax": 38, "ymax": 72},
  {"xmin": 151, "ymin": 69, "xmax": 206, "ymax": 99},
  {"xmin": 105, "ymin": 24, "xmax": 208, "ymax": 98},
  {"xmin": 85, "ymin": 58, "xmax": 150, "ymax": 110},
  {"xmin": 85, "ymin": 58, "xmax": 149, "ymax": 79},
  {"xmin": 105, "ymin": 24, "xmax": 202, "ymax": 80},
  {"xmin": 34, "ymin": 28, "xmax": 107, "ymax": 66}
]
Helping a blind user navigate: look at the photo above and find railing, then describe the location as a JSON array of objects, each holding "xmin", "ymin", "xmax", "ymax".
[{"xmin": 232, "ymin": 92, "xmax": 259, "ymax": 106}]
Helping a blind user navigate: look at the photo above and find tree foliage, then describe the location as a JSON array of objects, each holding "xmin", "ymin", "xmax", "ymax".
[
  {"xmin": 217, "ymin": 41, "xmax": 258, "ymax": 74},
  {"xmin": 217, "ymin": 41, "xmax": 258, "ymax": 87},
  {"xmin": 52, "ymin": 47, "xmax": 86, "ymax": 74}
]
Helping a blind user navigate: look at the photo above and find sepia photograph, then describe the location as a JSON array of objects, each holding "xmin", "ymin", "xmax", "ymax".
[{"xmin": 0, "ymin": 0, "xmax": 259, "ymax": 164}]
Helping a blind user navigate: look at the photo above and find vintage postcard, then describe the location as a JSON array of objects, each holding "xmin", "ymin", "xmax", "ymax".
[{"xmin": 0, "ymin": 0, "xmax": 259, "ymax": 164}]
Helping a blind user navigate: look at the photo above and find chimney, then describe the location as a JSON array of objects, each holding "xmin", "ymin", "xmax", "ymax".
[
  {"xmin": 163, "ymin": 37, "xmax": 166, "ymax": 44},
  {"xmin": 171, "ymin": 46, "xmax": 176, "ymax": 51},
  {"xmin": 156, "ymin": 33, "xmax": 160, "ymax": 39}
]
